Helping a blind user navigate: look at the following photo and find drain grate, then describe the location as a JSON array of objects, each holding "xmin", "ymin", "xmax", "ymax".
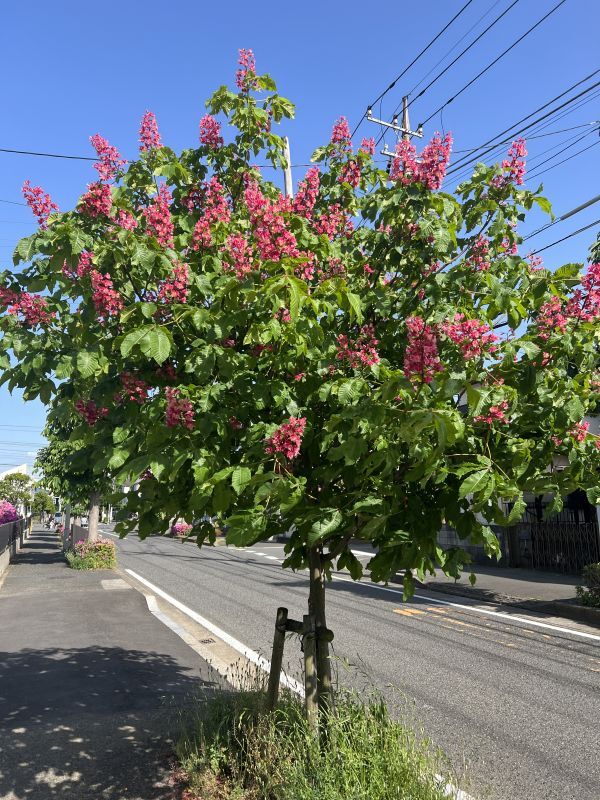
[{"xmin": 199, "ymin": 637, "xmax": 216, "ymax": 645}]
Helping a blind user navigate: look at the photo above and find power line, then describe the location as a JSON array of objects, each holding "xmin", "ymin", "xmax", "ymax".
[
  {"xmin": 420, "ymin": 0, "xmax": 568, "ymax": 126},
  {"xmin": 452, "ymin": 121, "xmax": 597, "ymax": 154},
  {"xmin": 446, "ymin": 74, "xmax": 600, "ymax": 177},
  {"xmin": 350, "ymin": 0, "xmax": 477, "ymax": 138},
  {"xmin": 528, "ymin": 138, "xmax": 600, "ymax": 180},
  {"xmin": 0, "ymin": 147, "xmax": 96, "ymax": 161},
  {"xmin": 404, "ymin": 0, "xmax": 522, "ymax": 115},
  {"xmin": 530, "ymin": 218, "xmax": 600, "ymax": 255},
  {"xmin": 525, "ymin": 193, "xmax": 600, "ymax": 241}
]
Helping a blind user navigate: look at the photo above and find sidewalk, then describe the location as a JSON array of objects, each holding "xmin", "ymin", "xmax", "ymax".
[{"xmin": 0, "ymin": 529, "xmax": 221, "ymax": 800}]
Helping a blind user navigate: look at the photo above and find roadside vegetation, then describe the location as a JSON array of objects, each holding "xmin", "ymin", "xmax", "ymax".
[
  {"xmin": 176, "ymin": 683, "xmax": 457, "ymax": 800},
  {"xmin": 576, "ymin": 563, "xmax": 600, "ymax": 607},
  {"xmin": 66, "ymin": 538, "xmax": 116, "ymax": 570}
]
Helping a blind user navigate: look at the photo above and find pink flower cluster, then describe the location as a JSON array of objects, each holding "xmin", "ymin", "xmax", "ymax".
[
  {"xmin": 330, "ymin": 116, "xmax": 352, "ymax": 153},
  {"xmin": 275, "ymin": 307, "xmax": 291, "ymax": 323},
  {"xmin": 199, "ymin": 114, "xmax": 223, "ymax": 148},
  {"xmin": 191, "ymin": 177, "xmax": 231, "ymax": 249},
  {"xmin": 537, "ymin": 296, "xmax": 567, "ymax": 340},
  {"xmin": 90, "ymin": 134, "xmax": 126, "ymax": 181},
  {"xmin": 466, "ymin": 236, "xmax": 491, "ymax": 272},
  {"xmin": 390, "ymin": 133, "xmax": 453, "ymax": 190},
  {"xmin": 236, "ymin": 48, "xmax": 258, "ymax": 92},
  {"xmin": 265, "ymin": 416, "xmax": 306, "ymax": 460},
  {"xmin": 75, "ymin": 399, "xmax": 109, "ymax": 426},
  {"xmin": 170, "ymin": 521, "xmax": 192, "ymax": 538},
  {"xmin": 403, "ymin": 317, "xmax": 442, "ymax": 383},
  {"xmin": 292, "ymin": 167, "xmax": 320, "ymax": 218},
  {"xmin": 90, "ymin": 271, "xmax": 123, "ymax": 319},
  {"xmin": 63, "ymin": 250, "xmax": 94, "ymax": 280},
  {"xmin": 313, "ymin": 204, "xmax": 354, "ymax": 240},
  {"xmin": 474, "ymin": 400, "xmax": 509, "ymax": 425},
  {"xmin": 244, "ymin": 180, "xmax": 300, "ymax": 261},
  {"xmin": 340, "ymin": 160, "xmax": 361, "ymax": 187},
  {"xmin": 570, "ymin": 421, "xmax": 589, "ymax": 443},
  {"xmin": 441, "ymin": 314, "xmax": 498, "ymax": 360},
  {"xmin": 336, "ymin": 325, "xmax": 379, "ymax": 369},
  {"xmin": 223, "ymin": 234, "xmax": 252, "ymax": 279},
  {"xmin": 165, "ymin": 388, "xmax": 195, "ymax": 429},
  {"xmin": 538, "ymin": 265, "xmax": 600, "ymax": 339},
  {"xmin": 0, "ymin": 290, "xmax": 53, "ymax": 326},
  {"xmin": 139, "ymin": 111, "xmax": 162, "ymax": 152},
  {"xmin": 0, "ymin": 500, "xmax": 19, "ymax": 524},
  {"xmin": 492, "ymin": 138, "xmax": 527, "ymax": 187},
  {"xmin": 120, "ymin": 372, "xmax": 149, "ymax": 404},
  {"xmin": 114, "ymin": 209, "xmax": 138, "ymax": 230},
  {"xmin": 79, "ymin": 182, "xmax": 112, "ymax": 217},
  {"xmin": 143, "ymin": 185, "xmax": 174, "ymax": 247},
  {"xmin": 158, "ymin": 261, "xmax": 189, "ymax": 303},
  {"xmin": 22, "ymin": 181, "xmax": 58, "ymax": 228},
  {"xmin": 359, "ymin": 137, "xmax": 375, "ymax": 155}
]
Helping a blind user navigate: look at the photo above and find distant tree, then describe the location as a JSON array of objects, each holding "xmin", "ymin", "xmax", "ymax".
[
  {"xmin": 0, "ymin": 473, "xmax": 32, "ymax": 508},
  {"xmin": 32, "ymin": 488, "xmax": 55, "ymax": 520}
]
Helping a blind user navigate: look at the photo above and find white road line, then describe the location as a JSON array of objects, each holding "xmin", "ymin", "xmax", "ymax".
[
  {"xmin": 126, "ymin": 568, "xmax": 305, "ymax": 696},
  {"xmin": 332, "ymin": 574, "xmax": 600, "ymax": 643},
  {"xmin": 265, "ymin": 556, "xmax": 280, "ymax": 561}
]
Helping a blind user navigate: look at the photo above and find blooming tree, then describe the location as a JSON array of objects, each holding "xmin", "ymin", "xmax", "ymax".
[{"xmin": 2, "ymin": 51, "xmax": 600, "ymax": 711}]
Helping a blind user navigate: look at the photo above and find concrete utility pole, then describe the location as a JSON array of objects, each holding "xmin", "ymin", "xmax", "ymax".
[
  {"xmin": 402, "ymin": 96, "xmax": 410, "ymax": 142},
  {"xmin": 283, "ymin": 136, "xmax": 294, "ymax": 199}
]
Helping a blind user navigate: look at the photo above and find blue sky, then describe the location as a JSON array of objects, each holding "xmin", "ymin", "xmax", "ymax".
[{"xmin": 0, "ymin": 0, "xmax": 598, "ymax": 470}]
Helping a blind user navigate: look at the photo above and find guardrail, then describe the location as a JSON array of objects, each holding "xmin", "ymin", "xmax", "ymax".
[{"xmin": 0, "ymin": 516, "xmax": 32, "ymax": 577}]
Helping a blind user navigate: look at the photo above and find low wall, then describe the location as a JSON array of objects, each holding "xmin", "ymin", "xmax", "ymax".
[{"xmin": 0, "ymin": 517, "xmax": 31, "ymax": 578}]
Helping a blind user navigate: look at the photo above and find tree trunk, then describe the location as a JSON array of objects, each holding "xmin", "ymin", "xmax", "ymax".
[
  {"xmin": 88, "ymin": 492, "xmax": 101, "ymax": 541},
  {"xmin": 308, "ymin": 547, "xmax": 333, "ymax": 715}
]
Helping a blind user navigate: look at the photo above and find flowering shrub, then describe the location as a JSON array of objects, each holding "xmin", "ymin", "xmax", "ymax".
[
  {"xmin": 170, "ymin": 521, "xmax": 193, "ymax": 538},
  {"xmin": 66, "ymin": 538, "xmax": 116, "ymax": 570},
  {"xmin": 0, "ymin": 501, "xmax": 19, "ymax": 525},
  {"xmin": 1, "ymin": 49, "xmax": 600, "ymax": 628}
]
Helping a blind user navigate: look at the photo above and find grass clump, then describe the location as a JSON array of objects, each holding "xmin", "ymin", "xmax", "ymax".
[
  {"xmin": 66, "ymin": 538, "xmax": 116, "ymax": 570},
  {"xmin": 177, "ymin": 686, "xmax": 455, "ymax": 800}
]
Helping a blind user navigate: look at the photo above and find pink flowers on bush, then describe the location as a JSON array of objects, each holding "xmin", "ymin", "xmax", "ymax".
[
  {"xmin": 330, "ymin": 116, "xmax": 352, "ymax": 152},
  {"xmin": 441, "ymin": 314, "xmax": 497, "ymax": 360},
  {"xmin": 139, "ymin": 111, "xmax": 162, "ymax": 152},
  {"xmin": 474, "ymin": 400, "xmax": 510, "ymax": 426},
  {"xmin": 119, "ymin": 373, "xmax": 149, "ymax": 404},
  {"xmin": 293, "ymin": 167, "xmax": 320, "ymax": 218},
  {"xmin": 79, "ymin": 183, "xmax": 112, "ymax": 217},
  {"xmin": 236, "ymin": 48, "xmax": 257, "ymax": 92},
  {"xmin": 158, "ymin": 261, "xmax": 189, "ymax": 303},
  {"xmin": 492, "ymin": 138, "xmax": 527, "ymax": 188},
  {"xmin": 223, "ymin": 234, "xmax": 252, "ymax": 279},
  {"xmin": 265, "ymin": 417, "xmax": 306, "ymax": 460},
  {"xmin": 165, "ymin": 388, "xmax": 195, "ymax": 430},
  {"xmin": 390, "ymin": 133, "xmax": 452, "ymax": 190},
  {"xmin": 336, "ymin": 325, "xmax": 379, "ymax": 369},
  {"xmin": 90, "ymin": 271, "xmax": 123, "ymax": 319},
  {"xmin": 22, "ymin": 181, "xmax": 58, "ymax": 228},
  {"xmin": 190, "ymin": 178, "xmax": 231, "ymax": 249},
  {"xmin": 143, "ymin": 185, "xmax": 174, "ymax": 248},
  {"xmin": 75, "ymin": 399, "xmax": 109, "ymax": 426},
  {"xmin": 0, "ymin": 291, "xmax": 53, "ymax": 327},
  {"xmin": 199, "ymin": 114, "xmax": 223, "ymax": 148},
  {"xmin": 403, "ymin": 317, "xmax": 442, "ymax": 383},
  {"xmin": 90, "ymin": 134, "xmax": 126, "ymax": 181},
  {"xmin": 170, "ymin": 521, "xmax": 192, "ymax": 538},
  {"xmin": 0, "ymin": 501, "xmax": 19, "ymax": 525},
  {"xmin": 114, "ymin": 209, "xmax": 138, "ymax": 231}
]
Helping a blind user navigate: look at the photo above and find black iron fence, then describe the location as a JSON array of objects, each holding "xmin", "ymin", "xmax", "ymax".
[{"xmin": 514, "ymin": 521, "xmax": 600, "ymax": 574}]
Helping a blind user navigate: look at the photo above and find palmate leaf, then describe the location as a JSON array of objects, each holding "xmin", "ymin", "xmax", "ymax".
[{"xmin": 308, "ymin": 509, "xmax": 343, "ymax": 545}]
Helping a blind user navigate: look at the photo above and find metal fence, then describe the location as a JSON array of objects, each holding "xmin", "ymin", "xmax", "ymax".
[
  {"xmin": 514, "ymin": 521, "xmax": 600, "ymax": 574},
  {"xmin": 0, "ymin": 517, "xmax": 32, "ymax": 576}
]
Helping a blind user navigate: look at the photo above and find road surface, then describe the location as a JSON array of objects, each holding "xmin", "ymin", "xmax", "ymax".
[{"xmin": 100, "ymin": 525, "xmax": 600, "ymax": 800}]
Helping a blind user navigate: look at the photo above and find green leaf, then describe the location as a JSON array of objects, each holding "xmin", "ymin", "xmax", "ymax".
[
  {"xmin": 308, "ymin": 510, "xmax": 343, "ymax": 545},
  {"xmin": 225, "ymin": 511, "xmax": 267, "ymax": 546},
  {"xmin": 459, "ymin": 469, "xmax": 490, "ymax": 499},
  {"xmin": 121, "ymin": 326, "xmax": 152, "ymax": 357},
  {"xmin": 507, "ymin": 496, "xmax": 527, "ymax": 524},
  {"xmin": 346, "ymin": 292, "xmax": 363, "ymax": 324},
  {"xmin": 231, "ymin": 466, "xmax": 251, "ymax": 495},
  {"xmin": 139, "ymin": 327, "xmax": 172, "ymax": 364},
  {"xmin": 337, "ymin": 378, "xmax": 365, "ymax": 405},
  {"xmin": 76, "ymin": 351, "xmax": 100, "ymax": 379}
]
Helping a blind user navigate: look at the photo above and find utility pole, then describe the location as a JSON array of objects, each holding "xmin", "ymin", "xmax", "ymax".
[
  {"xmin": 402, "ymin": 96, "xmax": 410, "ymax": 142},
  {"xmin": 366, "ymin": 99, "xmax": 424, "ymax": 159},
  {"xmin": 283, "ymin": 136, "xmax": 294, "ymax": 199}
]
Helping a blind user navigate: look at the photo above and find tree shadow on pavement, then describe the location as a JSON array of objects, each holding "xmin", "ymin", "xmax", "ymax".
[{"xmin": 0, "ymin": 645, "xmax": 220, "ymax": 800}]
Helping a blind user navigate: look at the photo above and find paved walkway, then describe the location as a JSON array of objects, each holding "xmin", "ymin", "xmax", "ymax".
[{"xmin": 0, "ymin": 529, "xmax": 220, "ymax": 800}]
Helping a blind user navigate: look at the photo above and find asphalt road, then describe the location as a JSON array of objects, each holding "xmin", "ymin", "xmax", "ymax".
[{"xmin": 101, "ymin": 525, "xmax": 600, "ymax": 800}]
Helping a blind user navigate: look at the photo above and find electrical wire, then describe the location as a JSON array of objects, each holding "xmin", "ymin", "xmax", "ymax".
[
  {"xmin": 446, "ymin": 74, "xmax": 600, "ymax": 176},
  {"xmin": 530, "ymin": 218, "xmax": 600, "ymax": 255},
  {"xmin": 420, "ymin": 0, "xmax": 568, "ymax": 126},
  {"xmin": 524, "ymin": 193, "xmax": 600, "ymax": 241},
  {"xmin": 404, "ymin": 0, "xmax": 522, "ymax": 115},
  {"xmin": 451, "ymin": 121, "xmax": 597, "ymax": 154},
  {"xmin": 528, "ymin": 138, "xmax": 600, "ymax": 180},
  {"xmin": 350, "ymin": 0, "xmax": 477, "ymax": 138},
  {"xmin": 0, "ymin": 147, "xmax": 96, "ymax": 161}
]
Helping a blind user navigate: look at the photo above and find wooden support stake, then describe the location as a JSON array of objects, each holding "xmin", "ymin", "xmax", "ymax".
[
  {"xmin": 266, "ymin": 606, "xmax": 288, "ymax": 711},
  {"xmin": 303, "ymin": 613, "xmax": 318, "ymax": 733}
]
